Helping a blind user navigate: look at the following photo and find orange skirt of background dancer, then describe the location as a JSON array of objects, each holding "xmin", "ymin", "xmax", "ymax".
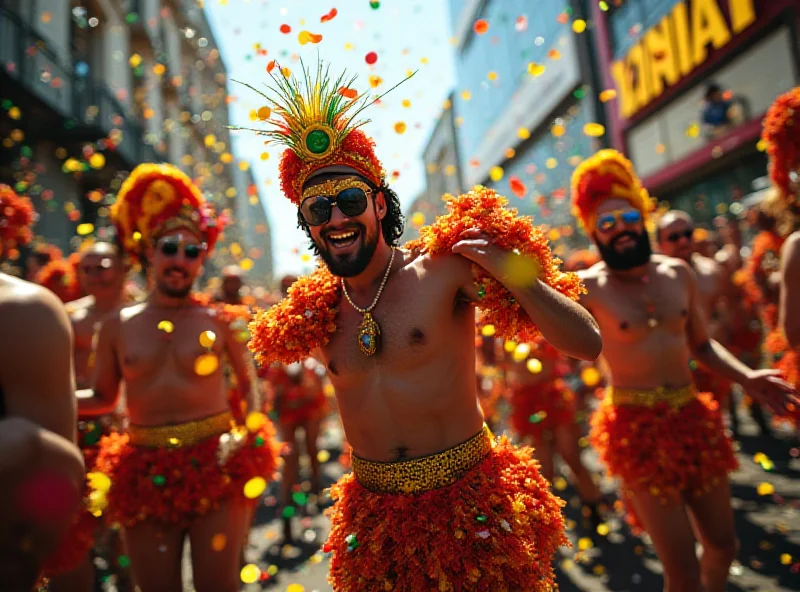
[
  {"xmin": 590, "ymin": 386, "xmax": 738, "ymax": 533},
  {"xmin": 93, "ymin": 411, "xmax": 280, "ymax": 528},
  {"xmin": 509, "ymin": 379, "xmax": 577, "ymax": 441},
  {"xmin": 692, "ymin": 363, "xmax": 733, "ymax": 405},
  {"xmin": 324, "ymin": 427, "xmax": 567, "ymax": 592}
]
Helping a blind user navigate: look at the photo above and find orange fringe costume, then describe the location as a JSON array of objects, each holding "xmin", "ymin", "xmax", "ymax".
[
  {"xmin": 86, "ymin": 164, "xmax": 280, "ymax": 528},
  {"xmin": 0, "ymin": 184, "xmax": 35, "ymax": 258},
  {"xmin": 35, "ymin": 258, "xmax": 82, "ymax": 303},
  {"xmin": 263, "ymin": 363, "xmax": 328, "ymax": 426},
  {"xmin": 691, "ymin": 362, "xmax": 732, "ymax": 405},
  {"xmin": 590, "ymin": 387, "xmax": 738, "ymax": 532},
  {"xmin": 243, "ymin": 62, "xmax": 573, "ymax": 590},
  {"xmin": 741, "ymin": 230, "xmax": 785, "ymax": 332},
  {"xmin": 571, "ymin": 152, "xmax": 737, "ymax": 533}
]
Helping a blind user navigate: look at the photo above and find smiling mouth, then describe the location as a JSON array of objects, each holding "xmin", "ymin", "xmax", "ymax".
[{"xmin": 326, "ymin": 229, "xmax": 360, "ymax": 249}]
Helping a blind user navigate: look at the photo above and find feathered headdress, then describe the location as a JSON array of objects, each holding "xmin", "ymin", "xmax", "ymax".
[
  {"xmin": 570, "ymin": 149, "xmax": 651, "ymax": 231},
  {"xmin": 0, "ymin": 184, "xmax": 36, "ymax": 248},
  {"xmin": 111, "ymin": 164, "xmax": 222, "ymax": 261},
  {"xmin": 36, "ymin": 259, "xmax": 81, "ymax": 303},
  {"xmin": 762, "ymin": 87, "xmax": 800, "ymax": 205},
  {"xmin": 232, "ymin": 60, "xmax": 411, "ymax": 205}
]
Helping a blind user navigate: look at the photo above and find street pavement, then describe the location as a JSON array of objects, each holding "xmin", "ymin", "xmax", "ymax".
[{"xmin": 176, "ymin": 405, "xmax": 800, "ymax": 592}]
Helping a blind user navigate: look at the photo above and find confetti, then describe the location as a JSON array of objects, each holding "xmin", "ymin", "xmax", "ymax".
[
  {"xmin": 194, "ymin": 353, "xmax": 219, "ymax": 376},
  {"xmin": 781, "ymin": 554, "xmax": 792, "ymax": 565},
  {"xmin": 489, "ymin": 166, "xmax": 504, "ymax": 182},
  {"xmin": 89, "ymin": 153, "xmax": 105, "ymax": 169},
  {"xmin": 211, "ymin": 533, "xmax": 227, "ymax": 551},
  {"xmin": 266, "ymin": 60, "xmax": 276, "ymax": 73},
  {"xmin": 487, "ymin": 71, "xmax": 498, "ymax": 81},
  {"xmin": 686, "ymin": 123, "xmax": 700, "ymax": 138},
  {"xmin": 157, "ymin": 320, "xmax": 174, "ymax": 334},
  {"xmin": 369, "ymin": 0, "xmax": 380, "ymax": 8},
  {"xmin": 240, "ymin": 564, "xmax": 260, "ymax": 584},
  {"xmin": 410, "ymin": 212, "xmax": 425, "ymax": 227},
  {"xmin": 546, "ymin": 157, "xmax": 558, "ymax": 169},
  {"xmin": 515, "ymin": 15, "xmax": 528, "ymax": 32},
  {"xmin": 581, "ymin": 366, "xmax": 601, "ymax": 386},
  {"xmin": 527, "ymin": 358, "xmax": 543, "ymax": 374},
  {"xmin": 365, "ymin": 51, "xmax": 378, "ymax": 65},
  {"xmin": 87, "ymin": 472, "xmax": 111, "ymax": 493},
  {"xmin": 280, "ymin": 24, "xmax": 291, "ymax": 34},
  {"xmin": 572, "ymin": 19, "xmax": 587, "ymax": 33},
  {"xmin": 320, "ymin": 8, "xmax": 338, "ymax": 22},
  {"xmin": 473, "ymin": 19, "xmax": 489, "ymax": 35},
  {"xmin": 394, "ymin": 122, "xmax": 406, "ymax": 134},
  {"xmin": 756, "ymin": 482, "xmax": 775, "ymax": 496},
  {"xmin": 596, "ymin": 523, "xmax": 610, "ymax": 536},
  {"xmin": 243, "ymin": 477, "xmax": 267, "ymax": 499},
  {"xmin": 246, "ymin": 411, "xmax": 266, "ymax": 432},
  {"xmin": 481, "ymin": 324, "xmax": 495, "ymax": 337},
  {"xmin": 551, "ymin": 124, "xmax": 566, "ymax": 137},
  {"xmin": 577, "ymin": 537, "xmax": 593, "ymax": 551},
  {"xmin": 368, "ymin": 75, "xmax": 383, "ymax": 88},
  {"xmin": 77, "ymin": 223, "xmax": 95, "ymax": 235},
  {"xmin": 584, "ymin": 123, "xmax": 606, "ymax": 137},
  {"xmin": 287, "ymin": 585, "xmax": 305, "ymax": 592},
  {"xmin": 298, "ymin": 31, "xmax": 323, "ymax": 45},
  {"xmin": 509, "ymin": 176, "xmax": 527, "ymax": 198},
  {"xmin": 527, "ymin": 62, "xmax": 545, "ymax": 76},
  {"xmin": 338, "ymin": 87, "xmax": 358, "ymax": 99},
  {"xmin": 317, "ymin": 449, "xmax": 331, "ymax": 463},
  {"xmin": 599, "ymin": 89, "xmax": 617, "ymax": 102},
  {"xmin": 401, "ymin": 99, "xmax": 411, "ymax": 108},
  {"xmin": 548, "ymin": 49, "xmax": 561, "ymax": 60}
]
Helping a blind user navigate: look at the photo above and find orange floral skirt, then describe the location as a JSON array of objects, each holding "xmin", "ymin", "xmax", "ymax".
[
  {"xmin": 509, "ymin": 380, "xmax": 576, "ymax": 441},
  {"xmin": 93, "ymin": 412, "xmax": 280, "ymax": 528},
  {"xmin": 691, "ymin": 364, "xmax": 732, "ymax": 405},
  {"xmin": 276, "ymin": 392, "xmax": 328, "ymax": 426},
  {"xmin": 590, "ymin": 388, "xmax": 738, "ymax": 533},
  {"xmin": 324, "ymin": 430, "xmax": 567, "ymax": 591}
]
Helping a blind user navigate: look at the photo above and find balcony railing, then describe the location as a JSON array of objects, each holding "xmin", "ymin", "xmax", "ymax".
[{"xmin": 0, "ymin": 6, "xmax": 165, "ymax": 167}]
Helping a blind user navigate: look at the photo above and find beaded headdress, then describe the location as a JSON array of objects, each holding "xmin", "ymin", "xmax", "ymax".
[
  {"xmin": 111, "ymin": 163, "xmax": 222, "ymax": 261},
  {"xmin": 571, "ymin": 149, "xmax": 651, "ymax": 231},
  {"xmin": 232, "ymin": 60, "xmax": 411, "ymax": 205},
  {"xmin": 762, "ymin": 87, "xmax": 800, "ymax": 205},
  {"xmin": 0, "ymin": 184, "xmax": 36, "ymax": 249}
]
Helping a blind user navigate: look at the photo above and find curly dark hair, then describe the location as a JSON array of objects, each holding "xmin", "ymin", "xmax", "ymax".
[{"xmin": 297, "ymin": 182, "xmax": 405, "ymax": 255}]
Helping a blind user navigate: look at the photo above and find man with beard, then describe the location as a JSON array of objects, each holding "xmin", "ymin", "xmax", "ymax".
[
  {"xmin": 573, "ymin": 149, "xmax": 796, "ymax": 592},
  {"xmin": 245, "ymin": 62, "xmax": 601, "ymax": 591},
  {"xmin": 0, "ymin": 185, "xmax": 85, "ymax": 591},
  {"xmin": 77, "ymin": 164, "xmax": 280, "ymax": 592}
]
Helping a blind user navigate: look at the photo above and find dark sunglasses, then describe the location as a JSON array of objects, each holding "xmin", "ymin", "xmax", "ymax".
[
  {"xmin": 666, "ymin": 229, "xmax": 694, "ymax": 243},
  {"xmin": 299, "ymin": 181, "xmax": 372, "ymax": 227},
  {"xmin": 159, "ymin": 240, "xmax": 205, "ymax": 259},
  {"xmin": 595, "ymin": 209, "xmax": 642, "ymax": 233}
]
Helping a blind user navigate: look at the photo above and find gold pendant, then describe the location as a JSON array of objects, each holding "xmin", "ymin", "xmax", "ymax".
[{"xmin": 357, "ymin": 312, "xmax": 381, "ymax": 356}]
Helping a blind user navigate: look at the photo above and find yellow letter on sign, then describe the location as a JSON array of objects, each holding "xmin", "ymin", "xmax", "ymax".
[
  {"xmin": 611, "ymin": 60, "xmax": 636, "ymax": 119},
  {"xmin": 692, "ymin": 0, "xmax": 732, "ymax": 65},
  {"xmin": 645, "ymin": 15, "xmax": 680, "ymax": 99},
  {"xmin": 729, "ymin": 0, "xmax": 756, "ymax": 34}
]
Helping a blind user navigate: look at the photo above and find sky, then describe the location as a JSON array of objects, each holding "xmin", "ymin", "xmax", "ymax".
[{"xmin": 204, "ymin": 0, "xmax": 457, "ymax": 278}]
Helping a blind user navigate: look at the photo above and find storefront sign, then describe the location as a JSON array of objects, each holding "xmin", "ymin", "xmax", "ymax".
[{"xmin": 611, "ymin": 0, "xmax": 756, "ymax": 119}]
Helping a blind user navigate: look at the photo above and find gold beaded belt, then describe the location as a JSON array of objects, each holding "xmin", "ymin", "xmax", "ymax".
[
  {"xmin": 352, "ymin": 425, "xmax": 494, "ymax": 494},
  {"xmin": 606, "ymin": 385, "xmax": 696, "ymax": 409},
  {"xmin": 128, "ymin": 411, "xmax": 234, "ymax": 448}
]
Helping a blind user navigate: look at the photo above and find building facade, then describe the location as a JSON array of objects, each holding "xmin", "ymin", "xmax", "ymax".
[
  {"xmin": 0, "ymin": 0, "xmax": 271, "ymax": 280},
  {"xmin": 592, "ymin": 0, "xmax": 800, "ymax": 223},
  {"xmin": 446, "ymin": 0, "xmax": 607, "ymax": 248}
]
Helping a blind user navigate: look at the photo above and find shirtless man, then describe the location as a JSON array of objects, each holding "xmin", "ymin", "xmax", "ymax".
[
  {"xmin": 218, "ymin": 265, "xmax": 245, "ymax": 306},
  {"xmin": 245, "ymin": 63, "xmax": 601, "ymax": 591},
  {"xmin": 77, "ymin": 164, "xmax": 279, "ymax": 592},
  {"xmin": 572, "ymin": 149, "xmax": 795, "ymax": 592},
  {"xmin": 0, "ymin": 192, "xmax": 84, "ymax": 590}
]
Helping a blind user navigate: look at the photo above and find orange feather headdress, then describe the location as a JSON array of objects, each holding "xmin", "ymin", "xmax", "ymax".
[
  {"xmin": 762, "ymin": 87, "xmax": 800, "ymax": 205},
  {"xmin": 232, "ymin": 60, "xmax": 412, "ymax": 205},
  {"xmin": 111, "ymin": 164, "xmax": 222, "ymax": 261},
  {"xmin": 0, "ymin": 184, "xmax": 36, "ymax": 249},
  {"xmin": 570, "ymin": 149, "xmax": 651, "ymax": 231}
]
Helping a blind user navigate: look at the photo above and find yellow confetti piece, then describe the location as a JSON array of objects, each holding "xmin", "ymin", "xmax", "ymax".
[
  {"xmin": 503, "ymin": 340, "xmax": 517, "ymax": 353},
  {"xmin": 527, "ymin": 62, "xmax": 545, "ymax": 76},
  {"xmin": 487, "ymin": 71, "xmax": 498, "ymax": 81},
  {"xmin": 546, "ymin": 157, "xmax": 558, "ymax": 169},
  {"xmin": 513, "ymin": 343, "xmax": 531, "ymax": 362},
  {"xmin": 129, "ymin": 53, "xmax": 142, "ymax": 68},
  {"xmin": 369, "ymin": 75, "xmax": 383, "ymax": 88},
  {"xmin": 260, "ymin": 152, "xmax": 270, "ymax": 160},
  {"xmin": 245, "ymin": 411, "xmax": 266, "ymax": 432},
  {"xmin": 267, "ymin": 565, "xmax": 278, "ymax": 576},
  {"xmin": 517, "ymin": 128, "xmax": 530, "ymax": 140},
  {"xmin": 287, "ymin": 584, "xmax": 305, "ymax": 592},
  {"xmin": 577, "ymin": 537, "xmax": 593, "ymax": 551},
  {"xmin": 211, "ymin": 533, "xmax": 227, "ymax": 551},
  {"xmin": 599, "ymin": 89, "xmax": 617, "ymax": 102},
  {"xmin": 551, "ymin": 124, "xmax": 566, "ymax": 137},
  {"xmin": 300, "ymin": 254, "xmax": 311, "ymax": 263},
  {"xmin": 584, "ymin": 123, "xmax": 605, "ymax": 137},
  {"xmin": 596, "ymin": 523, "xmax": 610, "ymax": 536},
  {"xmin": 394, "ymin": 121, "xmax": 407, "ymax": 134},
  {"xmin": 756, "ymin": 139, "xmax": 768, "ymax": 152},
  {"xmin": 481, "ymin": 325, "xmax": 495, "ymax": 338},
  {"xmin": 240, "ymin": 258, "xmax": 254, "ymax": 270},
  {"xmin": 501, "ymin": 252, "xmax": 541, "ymax": 288},
  {"xmin": 8, "ymin": 106, "xmax": 21, "ymax": 120},
  {"xmin": 77, "ymin": 223, "xmax": 95, "ymax": 236},
  {"xmin": 572, "ymin": 19, "xmax": 587, "ymax": 33},
  {"xmin": 89, "ymin": 153, "xmax": 105, "ymax": 169},
  {"xmin": 153, "ymin": 63, "xmax": 166, "ymax": 76},
  {"xmin": 87, "ymin": 489, "xmax": 107, "ymax": 514},
  {"xmin": 553, "ymin": 476, "xmax": 568, "ymax": 491},
  {"xmin": 461, "ymin": 90, "xmax": 472, "ymax": 101},
  {"xmin": 780, "ymin": 553, "xmax": 792, "ymax": 565},
  {"xmin": 240, "ymin": 564, "xmax": 260, "ymax": 584},
  {"xmin": 199, "ymin": 330, "xmax": 216, "ymax": 348},
  {"xmin": 593, "ymin": 565, "xmax": 606, "ymax": 575},
  {"xmin": 297, "ymin": 30, "xmax": 323, "ymax": 45},
  {"xmin": 526, "ymin": 358, "xmax": 543, "ymax": 374},
  {"xmin": 87, "ymin": 472, "xmax": 111, "ymax": 493},
  {"xmin": 686, "ymin": 123, "xmax": 700, "ymax": 138},
  {"xmin": 238, "ymin": 161, "xmax": 249, "ymax": 171},
  {"xmin": 489, "ymin": 166, "xmax": 504, "ymax": 182},
  {"xmin": 194, "ymin": 353, "xmax": 219, "ymax": 376},
  {"xmin": 401, "ymin": 99, "xmax": 411, "ymax": 108},
  {"xmin": 756, "ymin": 482, "xmax": 774, "ymax": 496},
  {"xmin": 655, "ymin": 143, "xmax": 666, "ymax": 154},
  {"xmin": 317, "ymin": 449, "xmax": 331, "ymax": 463},
  {"xmin": 243, "ymin": 477, "xmax": 267, "ymax": 499},
  {"xmin": 411, "ymin": 212, "xmax": 425, "ymax": 227},
  {"xmin": 157, "ymin": 320, "xmax": 174, "ymax": 334},
  {"xmin": 581, "ymin": 366, "xmax": 601, "ymax": 386}
]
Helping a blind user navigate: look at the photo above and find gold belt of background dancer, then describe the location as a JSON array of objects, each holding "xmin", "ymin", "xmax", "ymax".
[
  {"xmin": 606, "ymin": 385, "xmax": 696, "ymax": 409},
  {"xmin": 352, "ymin": 425, "xmax": 494, "ymax": 494},
  {"xmin": 128, "ymin": 411, "xmax": 234, "ymax": 448}
]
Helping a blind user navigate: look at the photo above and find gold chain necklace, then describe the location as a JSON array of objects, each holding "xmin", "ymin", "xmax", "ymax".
[{"xmin": 342, "ymin": 247, "xmax": 396, "ymax": 356}]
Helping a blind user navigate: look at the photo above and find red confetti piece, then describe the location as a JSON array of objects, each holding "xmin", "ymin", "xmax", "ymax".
[
  {"xmin": 320, "ymin": 8, "xmax": 338, "ymax": 22},
  {"xmin": 509, "ymin": 176, "xmax": 527, "ymax": 198},
  {"xmin": 298, "ymin": 31, "xmax": 323, "ymax": 45},
  {"xmin": 266, "ymin": 60, "xmax": 276, "ymax": 73},
  {"xmin": 557, "ymin": 12, "xmax": 569, "ymax": 24},
  {"xmin": 473, "ymin": 19, "xmax": 489, "ymax": 34},
  {"xmin": 279, "ymin": 24, "xmax": 291, "ymax": 34},
  {"xmin": 365, "ymin": 51, "xmax": 377, "ymax": 65},
  {"xmin": 338, "ymin": 87, "xmax": 358, "ymax": 99}
]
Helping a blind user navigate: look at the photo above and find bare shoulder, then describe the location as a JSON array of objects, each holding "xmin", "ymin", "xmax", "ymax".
[
  {"xmin": 783, "ymin": 231, "xmax": 800, "ymax": 260},
  {"xmin": 406, "ymin": 248, "xmax": 472, "ymax": 283},
  {"xmin": 0, "ymin": 275, "xmax": 70, "ymax": 335},
  {"xmin": 65, "ymin": 295, "xmax": 94, "ymax": 319},
  {"xmin": 577, "ymin": 261, "xmax": 608, "ymax": 301},
  {"xmin": 118, "ymin": 301, "xmax": 147, "ymax": 324}
]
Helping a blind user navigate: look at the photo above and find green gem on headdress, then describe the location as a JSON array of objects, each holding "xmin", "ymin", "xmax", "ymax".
[{"xmin": 306, "ymin": 129, "xmax": 331, "ymax": 155}]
